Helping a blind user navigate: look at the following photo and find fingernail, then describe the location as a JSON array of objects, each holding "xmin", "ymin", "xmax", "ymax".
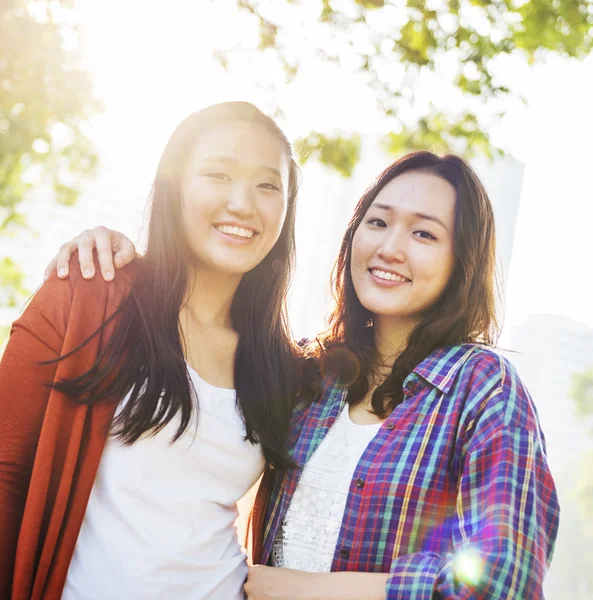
[
  {"xmin": 105, "ymin": 270, "xmax": 113, "ymax": 281},
  {"xmin": 58, "ymin": 267, "xmax": 67, "ymax": 278},
  {"xmin": 83, "ymin": 268, "xmax": 93, "ymax": 278}
]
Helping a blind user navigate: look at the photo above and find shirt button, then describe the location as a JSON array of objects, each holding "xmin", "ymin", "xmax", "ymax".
[
  {"xmin": 340, "ymin": 548, "xmax": 350, "ymax": 559},
  {"xmin": 386, "ymin": 422, "xmax": 395, "ymax": 430},
  {"xmin": 356, "ymin": 478, "xmax": 364, "ymax": 489}
]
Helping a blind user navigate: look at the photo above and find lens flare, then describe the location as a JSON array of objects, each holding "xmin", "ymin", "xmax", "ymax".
[
  {"xmin": 453, "ymin": 548, "xmax": 484, "ymax": 587},
  {"xmin": 320, "ymin": 346, "xmax": 360, "ymax": 386}
]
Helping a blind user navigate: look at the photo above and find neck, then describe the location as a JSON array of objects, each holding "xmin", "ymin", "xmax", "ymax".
[
  {"xmin": 182, "ymin": 265, "xmax": 242, "ymax": 329},
  {"xmin": 373, "ymin": 314, "xmax": 418, "ymax": 372}
]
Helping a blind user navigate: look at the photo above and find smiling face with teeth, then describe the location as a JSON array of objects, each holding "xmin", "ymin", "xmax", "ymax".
[
  {"xmin": 179, "ymin": 122, "xmax": 290, "ymax": 279},
  {"xmin": 350, "ymin": 170, "xmax": 456, "ymax": 328}
]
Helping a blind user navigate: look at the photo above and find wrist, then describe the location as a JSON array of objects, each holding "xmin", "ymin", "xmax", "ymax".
[
  {"xmin": 307, "ymin": 571, "xmax": 388, "ymax": 600},
  {"xmin": 291, "ymin": 570, "xmax": 323, "ymax": 600}
]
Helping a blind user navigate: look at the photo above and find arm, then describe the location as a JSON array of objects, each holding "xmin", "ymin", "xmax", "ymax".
[
  {"xmin": 43, "ymin": 226, "xmax": 136, "ymax": 282},
  {"xmin": 385, "ymin": 424, "xmax": 558, "ymax": 599},
  {"xmin": 245, "ymin": 566, "xmax": 388, "ymax": 600},
  {"xmin": 0, "ymin": 277, "xmax": 70, "ymax": 598},
  {"xmin": 383, "ymin": 357, "xmax": 558, "ymax": 600}
]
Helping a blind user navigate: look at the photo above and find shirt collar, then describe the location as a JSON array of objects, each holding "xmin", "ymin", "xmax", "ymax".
[{"xmin": 410, "ymin": 344, "xmax": 482, "ymax": 395}]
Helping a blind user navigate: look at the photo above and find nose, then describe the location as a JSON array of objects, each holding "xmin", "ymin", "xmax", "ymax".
[
  {"xmin": 226, "ymin": 180, "xmax": 256, "ymax": 217},
  {"xmin": 376, "ymin": 228, "xmax": 406, "ymax": 263}
]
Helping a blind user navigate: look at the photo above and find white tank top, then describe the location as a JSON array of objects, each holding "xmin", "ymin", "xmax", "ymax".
[
  {"xmin": 272, "ymin": 404, "xmax": 381, "ymax": 572},
  {"xmin": 62, "ymin": 365, "xmax": 265, "ymax": 599}
]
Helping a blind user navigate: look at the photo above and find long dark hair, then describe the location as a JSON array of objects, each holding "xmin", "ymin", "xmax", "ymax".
[
  {"xmin": 305, "ymin": 151, "xmax": 500, "ymax": 415},
  {"xmin": 53, "ymin": 102, "xmax": 300, "ymax": 470}
]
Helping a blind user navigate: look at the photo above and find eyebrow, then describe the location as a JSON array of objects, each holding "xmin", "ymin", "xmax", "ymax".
[
  {"xmin": 201, "ymin": 156, "xmax": 283, "ymax": 179},
  {"xmin": 373, "ymin": 203, "xmax": 449, "ymax": 231}
]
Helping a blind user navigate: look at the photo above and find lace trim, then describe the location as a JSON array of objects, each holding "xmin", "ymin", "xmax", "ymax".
[{"xmin": 272, "ymin": 406, "xmax": 380, "ymax": 572}]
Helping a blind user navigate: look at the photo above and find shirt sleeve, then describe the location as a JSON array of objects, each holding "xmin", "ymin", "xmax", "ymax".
[
  {"xmin": 0, "ymin": 276, "xmax": 70, "ymax": 598},
  {"xmin": 385, "ymin": 387, "xmax": 559, "ymax": 599}
]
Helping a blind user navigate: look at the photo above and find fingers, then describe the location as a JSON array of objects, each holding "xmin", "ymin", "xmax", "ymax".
[
  {"xmin": 86, "ymin": 226, "xmax": 135, "ymax": 280},
  {"xmin": 75, "ymin": 231, "xmax": 98, "ymax": 279},
  {"xmin": 93, "ymin": 226, "xmax": 117, "ymax": 281},
  {"xmin": 49, "ymin": 226, "xmax": 136, "ymax": 283},
  {"xmin": 112, "ymin": 235, "xmax": 136, "ymax": 269},
  {"xmin": 54, "ymin": 240, "xmax": 80, "ymax": 279},
  {"xmin": 53, "ymin": 230, "xmax": 97, "ymax": 280}
]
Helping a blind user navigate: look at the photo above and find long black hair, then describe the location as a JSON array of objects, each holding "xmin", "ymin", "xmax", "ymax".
[
  {"xmin": 53, "ymin": 102, "xmax": 300, "ymax": 470},
  {"xmin": 303, "ymin": 151, "xmax": 500, "ymax": 414}
]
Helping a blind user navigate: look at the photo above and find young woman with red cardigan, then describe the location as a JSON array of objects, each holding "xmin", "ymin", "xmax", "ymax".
[{"xmin": 0, "ymin": 101, "xmax": 301, "ymax": 600}]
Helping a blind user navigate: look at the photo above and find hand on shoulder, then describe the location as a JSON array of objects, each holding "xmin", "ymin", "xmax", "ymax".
[{"xmin": 43, "ymin": 226, "xmax": 137, "ymax": 282}]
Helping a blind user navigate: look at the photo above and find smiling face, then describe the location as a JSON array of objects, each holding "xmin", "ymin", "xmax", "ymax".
[
  {"xmin": 350, "ymin": 170, "xmax": 456, "ymax": 328},
  {"xmin": 179, "ymin": 122, "xmax": 290, "ymax": 278}
]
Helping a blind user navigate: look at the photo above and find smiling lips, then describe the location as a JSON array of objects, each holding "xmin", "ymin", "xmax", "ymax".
[
  {"xmin": 215, "ymin": 224, "xmax": 256, "ymax": 239},
  {"xmin": 370, "ymin": 268, "xmax": 411, "ymax": 284}
]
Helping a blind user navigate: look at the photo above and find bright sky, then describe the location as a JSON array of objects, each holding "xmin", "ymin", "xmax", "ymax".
[{"xmin": 66, "ymin": 0, "xmax": 593, "ymax": 336}]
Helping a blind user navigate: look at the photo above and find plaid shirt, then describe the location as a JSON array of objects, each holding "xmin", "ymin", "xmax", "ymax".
[{"xmin": 261, "ymin": 344, "xmax": 559, "ymax": 599}]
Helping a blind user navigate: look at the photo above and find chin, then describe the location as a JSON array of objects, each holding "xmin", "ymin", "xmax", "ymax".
[
  {"xmin": 206, "ymin": 251, "xmax": 262, "ymax": 274},
  {"xmin": 360, "ymin": 299, "xmax": 421, "ymax": 321},
  {"xmin": 363, "ymin": 303, "xmax": 408, "ymax": 318},
  {"xmin": 217, "ymin": 263, "xmax": 255, "ymax": 277}
]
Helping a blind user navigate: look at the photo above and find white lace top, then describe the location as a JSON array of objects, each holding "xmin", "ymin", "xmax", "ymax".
[{"xmin": 272, "ymin": 404, "xmax": 382, "ymax": 572}]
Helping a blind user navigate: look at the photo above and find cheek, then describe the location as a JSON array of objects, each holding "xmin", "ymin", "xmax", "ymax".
[
  {"xmin": 350, "ymin": 233, "xmax": 372, "ymax": 272},
  {"xmin": 181, "ymin": 175, "xmax": 222, "ymax": 216},
  {"xmin": 421, "ymin": 247, "xmax": 455, "ymax": 291},
  {"xmin": 181, "ymin": 202, "xmax": 209, "ymax": 246},
  {"xmin": 182, "ymin": 198, "xmax": 200, "ymax": 221},
  {"xmin": 180, "ymin": 196, "xmax": 219, "ymax": 256},
  {"xmin": 182, "ymin": 190, "xmax": 225, "ymax": 240},
  {"xmin": 258, "ymin": 198, "xmax": 288, "ymax": 236},
  {"xmin": 439, "ymin": 244, "xmax": 456, "ymax": 280}
]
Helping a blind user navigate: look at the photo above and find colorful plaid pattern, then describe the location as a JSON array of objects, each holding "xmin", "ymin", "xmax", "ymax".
[{"xmin": 261, "ymin": 344, "xmax": 559, "ymax": 599}]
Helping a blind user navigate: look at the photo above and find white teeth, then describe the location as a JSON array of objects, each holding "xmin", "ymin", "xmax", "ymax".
[
  {"xmin": 216, "ymin": 225, "xmax": 255, "ymax": 239},
  {"xmin": 371, "ymin": 269, "xmax": 409, "ymax": 283}
]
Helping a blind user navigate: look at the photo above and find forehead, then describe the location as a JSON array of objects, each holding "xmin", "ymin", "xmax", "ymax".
[
  {"xmin": 372, "ymin": 171, "xmax": 456, "ymax": 220},
  {"xmin": 188, "ymin": 122, "xmax": 289, "ymax": 177}
]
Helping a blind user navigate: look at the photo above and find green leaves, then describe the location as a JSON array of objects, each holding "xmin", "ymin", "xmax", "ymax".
[
  {"xmin": 0, "ymin": 257, "xmax": 28, "ymax": 308},
  {"xmin": 384, "ymin": 112, "xmax": 499, "ymax": 159},
  {"xmin": 572, "ymin": 366, "xmax": 593, "ymax": 419},
  {"xmin": 1, "ymin": 0, "xmax": 101, "ymax": 307},
  {"xmin": 295, "ymin": 133, "xmax": 362, "ymax": 178},
  {"xmin": 355, "ymin": 0, "xmax": 386, "ymax": 7},
  {"xmin": 398, "ymin": 20, "xmax": 436, "ymax": 67},
  {"xmin": 229, "ymin": 0, "xmax": 593, "ymax": 175},
  {"xmin": 571, "ymin": 365, "xmax": 593, "ymax": 520}
]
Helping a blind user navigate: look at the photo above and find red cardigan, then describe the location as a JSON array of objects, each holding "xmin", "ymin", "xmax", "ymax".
[
  {"xmin": 0, "ymin": 263, "xmax": 134, "ymax": 599},
  {"xmin": 0, "ymin": 262, "xmax": 271, "ymax": 599}
]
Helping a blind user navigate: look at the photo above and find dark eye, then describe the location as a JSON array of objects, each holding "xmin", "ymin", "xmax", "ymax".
[
  {"xmin": 414, "ymin": 230, "xmax": 437, "ymax": 240},
  {"xmin": 367, "ymin": 217, "xmax": 387, "ymax": 228},
  {"xmin": 258, "ymin": 182, "xmax": 281, "ymax": 192},
  {"xmin": 204, "ymin": 172, "xmax": 231, "ymax": 182}
]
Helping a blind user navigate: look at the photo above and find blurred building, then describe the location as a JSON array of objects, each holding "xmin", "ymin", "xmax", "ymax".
[
  {"xmin": 509, "ymin": 313, "xmax": 593, "ymax": 474},
  {"xmin": 470, "ymin": 155, "xmax": 524, "ymax": 293},
  {"xmin": 508, "ymin": 314, "xmax": 593, "ymax": 599}
]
